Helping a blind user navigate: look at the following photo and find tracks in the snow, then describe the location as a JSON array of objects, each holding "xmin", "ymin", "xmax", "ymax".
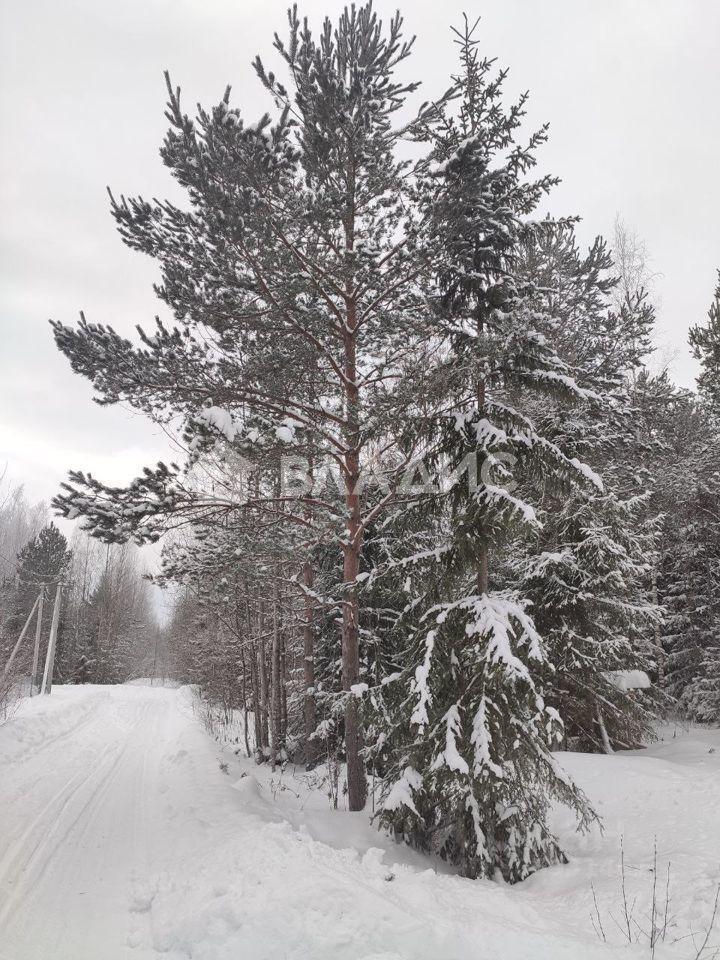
[{"xmin": 0, "ymin": 693, "xmax": 158, "ymax": 956}]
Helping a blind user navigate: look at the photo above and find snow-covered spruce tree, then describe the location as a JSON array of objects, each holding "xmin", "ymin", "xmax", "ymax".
[
  {"xmin": 522, "ymin": 486, "xmax": 663, "ymax": 750},
  {"xmin": 661, "ymin": 427, "xmax": 720, "ymax": 723},
  {"xmin": 313, "ymin": 500, "xmax": 440, "ymax": 766},
  {"xmin": 514, "ymin": 222, "xmax": 665, "ymax": 751},
  {"xmin": 660, "ymin": 279, "xmax": 720, "ymax": 723},
  {"xmin": 618, "ymin": 278, "xmax": 720, "ymax": 724},
  {"xmin": 7, "ymin": 523, "xmax": 72, "ymax": 681},
  {"xmin": 518, "ymin": 220, "xmax": 655, "ymax": 391},
  {"xmin": 10, "ymin": 523, "xmax": 70, "ymax": 632},
  {"xmin": 375, "ymin": 21, "xmax": 598, "ymax": 882},
  {"xmin": 51, "ymin": 4, "xmax": 450, "ymax": 809},
  {"xmin": 631, "ymin": 372, "xmax": 708, "ymax": 699},
  {"xmin": 690, "ymin": 271, "xmax": 720, "ymax": 416}
]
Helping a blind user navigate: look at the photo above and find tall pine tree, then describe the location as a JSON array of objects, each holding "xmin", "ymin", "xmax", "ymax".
[{"xmin": 51, "ymin": 3, "xmax": 452, "ymax": 809}]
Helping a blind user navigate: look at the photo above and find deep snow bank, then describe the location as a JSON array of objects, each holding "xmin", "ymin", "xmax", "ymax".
[{"xmin": 154, "ymin": 703, "xmax": 720, "ymax": 960}]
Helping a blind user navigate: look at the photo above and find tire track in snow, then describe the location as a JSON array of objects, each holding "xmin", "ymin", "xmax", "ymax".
[
  {"xmin": 0, "ymin": 697, "xmax": 154, "ymax": 943},
  {"xmin": 0, "ymin": 736, "xmax": 129, "ymax": 926}
]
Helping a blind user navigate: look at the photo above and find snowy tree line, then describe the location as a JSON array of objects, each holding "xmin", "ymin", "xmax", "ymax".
[
  {"xmin": 47, "ymin": 5, "xmax": 720, "ymax": 881},
  {"xmin": 0, "ymin": 475, "xmax": 161, "ymax": 715}
]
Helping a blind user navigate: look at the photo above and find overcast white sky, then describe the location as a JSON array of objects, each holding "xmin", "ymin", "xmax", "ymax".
[{"xmin": 1, "ymin": 0, "xmax": 719, "ymax": 508}]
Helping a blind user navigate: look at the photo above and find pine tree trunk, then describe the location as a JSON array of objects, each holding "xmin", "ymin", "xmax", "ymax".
[
  {"xmin": 477, "ymin": 548, "xmax": 489, "ymax": 595},
  {"xmin": 249, "ymin": 640, "xmax": 263, "ymax": 754},
  {"xmin": 270, "ymin": 576, "xmax": 282, "ymax": 769},
  {"xmin": 258, "ymin": 621, "xmax": 269, "ymax": 756},
  {"xmin": 341, "ymin": 167, "xmax": 366, "ymax": 812},
  {"xmin": 596, "ymin": 704, "xmax": 614, "ymax": 754},
  {"xmin": 342, "ymin": 535, "xmax": 366, "ymax": 810},
  {"xmin": 244, "ymin": 586, "xmax": 264, "ymax": 756},
  {"xmin": 476, "ymin": 376, "xmax": 489, "ymax": 595},
  {"xmin": 280, "ymin": 628, "xmax": 288, "ymax": 743},
  {"xmin": 240, "ymin": 646, "xmax": 251, "ymax": 758},
  {"xmin": 302, "ymin": 558, "xmax": 318, "ymax": 765},
  {"xmin": 342, "ymin": 370, "xmax": 366, "ymax": 811}
]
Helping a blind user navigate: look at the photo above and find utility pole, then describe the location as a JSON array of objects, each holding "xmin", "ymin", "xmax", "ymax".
[
  {"xmin": 30, "ymin": 587, "xmax": 45, "ymax": 694},
  {"xmin": 41, "ymin": 582, "xmax": 62, "ymax": 695},
  {"xmin": 2, "ymin": 593, "xmax": 41, "ymax": 680}
]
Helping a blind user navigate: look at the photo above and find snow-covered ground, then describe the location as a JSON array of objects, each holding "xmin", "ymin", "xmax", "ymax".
[{"xmin": 0, "ymin": 685, "xmax": 717, "ymax": 960}]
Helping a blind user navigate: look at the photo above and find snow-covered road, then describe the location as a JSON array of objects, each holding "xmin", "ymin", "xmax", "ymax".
[
  {"xmin": 0, "ymin": 686, "xmax": 186, "ymax": 959},
  {"xmin": 1, "ymin": 684, "xmax": 718, "ymax": 959}
]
